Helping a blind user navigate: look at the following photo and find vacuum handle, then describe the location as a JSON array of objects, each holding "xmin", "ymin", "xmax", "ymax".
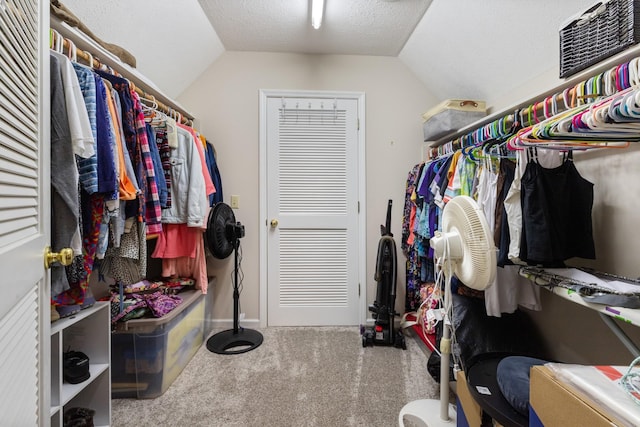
[{"xmin": 384, "ymin": 199, "xmax": 392, "ymax": 237}]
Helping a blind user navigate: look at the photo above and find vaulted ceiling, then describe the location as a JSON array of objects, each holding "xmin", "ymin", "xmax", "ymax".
[{"xmin": 61, "ymin": 0, "xmax": 596, "ymax": 109}]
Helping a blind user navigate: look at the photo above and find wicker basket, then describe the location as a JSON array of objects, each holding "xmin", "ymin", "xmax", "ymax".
[{"xmin": 560, "ymin": 0, "xmax": 640, "ymax": 78}]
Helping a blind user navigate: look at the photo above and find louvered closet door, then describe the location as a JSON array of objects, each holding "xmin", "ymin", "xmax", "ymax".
[
  {"xmin": 266, "ymin": 96, "xmax": 359, "ymax": 326},
  {"xmin": 0, "ymin": 0, "xmax": 48, "ymax": 425}
]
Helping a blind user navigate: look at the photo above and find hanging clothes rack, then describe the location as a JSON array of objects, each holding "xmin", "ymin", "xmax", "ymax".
[
  {"xmin": 50, "ymin": 16, "xmax": 194, "ymax": 126},
  {"xmin": 429, "ymin": 43, "xmax": 640, "ymax": 158}
]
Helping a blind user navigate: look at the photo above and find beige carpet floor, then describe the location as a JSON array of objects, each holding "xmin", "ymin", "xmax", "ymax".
[{"xmin": 112, "ymin": 327, "xmax": 439, "ymax": 427}]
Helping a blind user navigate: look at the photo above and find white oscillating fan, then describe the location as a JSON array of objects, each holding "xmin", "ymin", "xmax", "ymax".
[{"xmin": 399, "ymin": 195, "xmax": 496, "ymax": 426}]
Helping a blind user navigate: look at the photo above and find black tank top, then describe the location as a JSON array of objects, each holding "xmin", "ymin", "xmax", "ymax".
[{"xmin": 520, "ymin": 149, "xmax": 595, "ymax": 265}]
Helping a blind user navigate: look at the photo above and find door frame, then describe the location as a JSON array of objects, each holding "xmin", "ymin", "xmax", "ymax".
[
  {"xmin": 258, "ymin": 89, "xmax": 366, "ymax": 328},
  {"xmin": 39, "ymin": 0, "xmax": 52, "ymax": 421}
]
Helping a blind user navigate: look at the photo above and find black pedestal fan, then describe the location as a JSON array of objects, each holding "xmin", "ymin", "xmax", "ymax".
[{"xmin": 205, "ymin": 202, "xmax": 263, "ymax": 355}]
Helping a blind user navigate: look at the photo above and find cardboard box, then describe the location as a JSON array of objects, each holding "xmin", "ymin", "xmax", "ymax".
[
  {"xmin": 529, "ymin": 365, "xmax": 616, "ymax": 427},
  {"xmin": 456, "ymin": 371, "xmax": 483, "ymax": 427}
]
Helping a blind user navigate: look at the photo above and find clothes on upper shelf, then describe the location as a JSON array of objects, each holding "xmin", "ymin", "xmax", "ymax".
[
  {"xmin": 402, "ymin": 143, "xmax": 595, "ymax": 317},
  {"xmin": 49, "ymin": 51, "xmax": 224, "ymax": 310}
]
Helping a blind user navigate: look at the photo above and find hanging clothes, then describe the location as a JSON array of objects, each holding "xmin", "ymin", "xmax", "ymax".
[
  {"xmin": 177, "ymin": 123, "xmax": 216, "ymax": 199},
  {"xmin": 50, "ymin": 53, "xmax": 80, "ymax": 298},
  {"xmin": 50, "ymin": 51, "xmax": 94, "ymax": 160},
  {"xmin": 145, "ymin": 124, "xmax": 168, "ymax": 208},
  {"xmin": 69, "ymin": 60, "xmax": 99, "ymax": 194},
  {"xmin": 202, "ymin": 136, "xmax": 224, "ymax": 205},
  {"xmin": 96, "ymin": 69, "xmax": 162, "ymax": 232},
  {"xmin": 496, "ymin": 158, "xmax": 515, "ymax": 267},
  {"xmin": 93, "ymin": 74, "xmax": 118, "ymax": 198},
  {"xmin": 159, "ymin": 125, "xmax": 208, "ymax": 227},
  {"xmin": 49, "ymin": 37, "xmax": 221, "ymax": 318},
  {"xmin": 402, "ymin": 163, "xmax": 425, "ymax": 311},
  {"xmin": 153, "ymin": 126, "xmax": 172, "ymax": 208},
  {"xmin": 151, "ymin": 124, "xmax": 213, "ymax": 292},
  {"xmin": 503, "ymin": 148, "xmax": 563, "ymax": 264},
  {"xmin": 520, "ymin": 149, "xmax": 596, "ymax": 265}
]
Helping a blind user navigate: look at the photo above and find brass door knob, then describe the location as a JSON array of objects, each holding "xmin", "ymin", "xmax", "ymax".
[
  {"xmin": 270, "ymin": 219, "xmax": 279, "ymax": 228},
  {"xmin": 44, "ymin": 246, "xmax": 74, "ymax": 269}
]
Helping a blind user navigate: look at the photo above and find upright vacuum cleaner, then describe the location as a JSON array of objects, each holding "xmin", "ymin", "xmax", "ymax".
[{"xmin": 362, "ymin": 199, "xmax": 406, "ymax": 350}]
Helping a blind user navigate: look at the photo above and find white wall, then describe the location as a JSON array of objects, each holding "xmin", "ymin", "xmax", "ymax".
[
  {"xmin": 179, "ymin": 52, "xmax": 438, "ymax": 323},
  {"xmin": 400, "ymin": 0, "xmax": 597, "ymax": 106}
]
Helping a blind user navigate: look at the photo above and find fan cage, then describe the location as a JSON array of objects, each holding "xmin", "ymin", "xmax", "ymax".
[
  {"xmin": 206, "ymin": 202, "xmax": 237, "ymax": 259},
  {"xmin": 442, "ymin": 196, "xmax": 496, "ymax": 290}
]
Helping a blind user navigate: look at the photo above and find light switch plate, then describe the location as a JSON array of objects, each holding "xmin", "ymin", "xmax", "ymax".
[{"xmin": 230, "ymin": 195, "xmax": 240, "ymax": 209}]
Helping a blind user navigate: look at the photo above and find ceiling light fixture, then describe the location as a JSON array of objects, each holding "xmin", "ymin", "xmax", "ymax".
[{"xmin": 311, "ymin": 0, "xmax": 325, "ymax": 30}]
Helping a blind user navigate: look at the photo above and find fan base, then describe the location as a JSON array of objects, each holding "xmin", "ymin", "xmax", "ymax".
[
  {"xmin": 398, "ymin": 399, "xmax": 456, "ymax": 426},
  {"xmin": 206, "ymin": 328, "xmax": 264, "ymax": 355}
]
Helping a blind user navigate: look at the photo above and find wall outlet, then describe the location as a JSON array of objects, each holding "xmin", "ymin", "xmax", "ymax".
[
  {"xmin": 239, "ymin": 312, "xmax": 245, "ymax": 320},
  {"xmin": 230, "ymin": 195, "xmax": 240, "ymax": 209}
]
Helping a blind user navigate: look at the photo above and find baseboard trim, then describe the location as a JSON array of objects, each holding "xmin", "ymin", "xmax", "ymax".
[
  {"xmin": 206, "ymin": 318, "xmax": 261, "ymax": 330},
  {"xmin": 206, "ymin": 318, "xmax": 380, "ymax": 329}
]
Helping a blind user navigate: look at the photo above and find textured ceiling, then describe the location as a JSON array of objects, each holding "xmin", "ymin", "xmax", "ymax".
[
  {"xmin": 59, "ymin": 0, "xmax": 599, "ymax": 107},
  {"xmin": 199, "ymin": 0, "xmax": 432, "ymax": 56}
]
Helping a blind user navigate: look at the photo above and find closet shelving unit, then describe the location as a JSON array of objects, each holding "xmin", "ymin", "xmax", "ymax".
[
  {"xmin": 426, "ymin": 43, "xmax": 640, "ymax": 358},
  {"xmin": 518, "ymin": 267, "xmax": 640, "ymax": 357},
  {"xmin": 50, "ymin": 302, "xmax": 110, "ymax": 427},
  {"xmin": 49, "ymin": 14, "xmax": 200, "ymax": 426}
]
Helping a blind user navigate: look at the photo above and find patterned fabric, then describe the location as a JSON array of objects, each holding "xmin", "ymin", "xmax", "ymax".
[
  {"xmin": 55, "ymin": 193, "xmax": 104, "ymax": 306},
  {"xmin": 131, "ymin": 92, "xmax": 162, "ymax": 235},
  {"xmin": 121, "ymin": 279, "xmax": 162, "ymax": 294},
  {"xmin": 110, "ymin": 292, "xmax": 182, "ymax": 322},
  {"xmin": 442, "ymin": 151, "xmax": 462, "ymax": 203},
  {"xmin": 101, "ymin": 220, "xmax": 147, "ymax": 285},
  {"xmin": 143, "ymin": 292, "xmax": 183, "ymax": 318},
  {"xmin": 401, "ymin": 164, "xmax": 422, "ymax": 254},
  {"xmin": 459, "ymin": 155, "xmax": 477, "ymax": 197},
  {"xmin": 154, "ymin": 127, "xmax": 172, "ymax": 208},
  {"xmin": 145, "ymin": 124, "xmax": 168, "ymax": 208},
  {"xmin": 402, "ymin": 163, "xmax": 425, "ymax": 311},
  {"xmin": 111, "ymin": 295, "xmax": 147, "ymax": 323}
]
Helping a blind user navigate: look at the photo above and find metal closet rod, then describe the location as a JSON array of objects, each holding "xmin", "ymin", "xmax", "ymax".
[{"xmin": 429, "ymin": 42, "xmax": 640, "ymax": 152}]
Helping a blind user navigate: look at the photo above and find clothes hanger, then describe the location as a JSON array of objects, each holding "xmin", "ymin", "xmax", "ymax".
[
  {"xmin": 53, "ymin": 30, "xmax": 64, "ymax": 54},
  {"xmin": 139, "ymin": 93, "xmax": 161, "ymax": 123},
  {"xmin": 64, "ymin": 38, "xmax": 77, "ymax": 63}
]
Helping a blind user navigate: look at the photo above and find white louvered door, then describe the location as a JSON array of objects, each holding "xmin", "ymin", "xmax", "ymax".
[
  {"xmin": 0, "ymin": 0, "xmax": 49, "ymax": 425},
  {"xmin": 265, "ymin": 95, "xmax": 360, "ymax": 326}
]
